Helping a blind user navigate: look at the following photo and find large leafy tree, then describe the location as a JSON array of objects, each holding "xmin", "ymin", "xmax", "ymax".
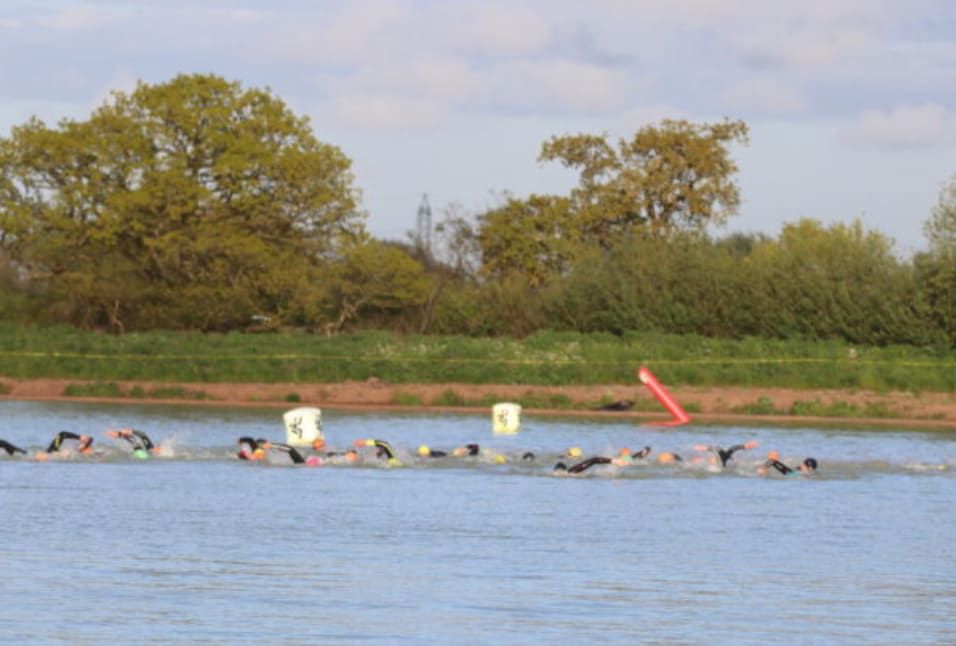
[
  {"xmin": 0, "ymin": 73, "xmax": 363, "ymax": 331},
  {"xmin": 540, "ymin": 118, "xmax": 749, "ymax": 242},
  {"xmin": 475, "ymin": 119, "xmax": 748, "ymax": 287}
]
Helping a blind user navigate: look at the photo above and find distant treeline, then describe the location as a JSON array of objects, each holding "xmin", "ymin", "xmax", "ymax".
[{"xmin": 1, "ymin": 73, "xmax": 953, "ymax": 348}]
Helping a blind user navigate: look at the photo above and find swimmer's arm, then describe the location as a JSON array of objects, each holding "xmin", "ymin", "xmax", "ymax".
[
  {"xmin": 568, "ymin": 457, "xmax": 612, "ymax": 473},
  {"xmin": 373, "ymin": 440, "xmax": 396, "ymax": 460},
  {"xmin": 765, "ymin": 459, "xmax": 793, "ymax": 475},
  {"xmin": 0, "ymin": 440, "xmax": 26, "ymax": 455}
]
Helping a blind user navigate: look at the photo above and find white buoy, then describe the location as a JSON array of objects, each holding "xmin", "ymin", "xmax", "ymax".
[
  {"xmin": 492, "ymin": 402, "xmax": 521, "ymax": 434},
  {"xmin": 283, "ymin": 407, "xmax": 323, "ymax": 447}
]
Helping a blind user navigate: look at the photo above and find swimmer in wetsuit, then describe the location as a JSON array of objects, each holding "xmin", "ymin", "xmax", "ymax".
[
  {"xmin": 0, "ymin": 439, "xmax": 27, "ymax": 456},
  {"xmin": 353, "ymin": 438, "xmax": 401, "ymax": 466},
  {"xmin": 694, "ymin": 440, "xmax": 758, "ymax": 467},
  {"xmin": 610, "ymin": 446, "xmax": 651, "ymax": 466},
  {"xmin": 416, "ymin": 445, "xmax": 448, "ymax": 458},
  {"xmin": 107, "ymin": 428, "xmax": 157, "ymax": 457},
  {"xmin": 760, "ymin": 454, "xmax": 818, "ymax": 476},
  {"xmin": 452, "ymin": 444, "xmax": 480, "ymax": 457},
  {"xmin": 259, "ymin": 441, "xmax": 306, "ymax": 464},
  {"xmin": 553, "ymin": 456, "xmax": 613, "ymax": 474},
  {"xmin": 46, "ymin": 431, "xmax": 93, "ymax": 454},
  {"xmin": 237, "ymin": 436, "xmax": 268, "ymax": 460}
]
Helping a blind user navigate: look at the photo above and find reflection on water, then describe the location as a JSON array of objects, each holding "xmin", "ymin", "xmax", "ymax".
[{"xmin": 1, "ymin": 400, "xmax": 954, "ymax": 644}]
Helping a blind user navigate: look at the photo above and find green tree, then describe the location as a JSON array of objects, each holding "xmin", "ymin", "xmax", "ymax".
[
  {"xmin": 319, "ymin": 240, "xmax": 431, "ymax": 335},
  {"xmin": 925, "ymin": 174, "xmax": 956, "ymax": 256},
  {"xmin": 539, "ymin": 119, "xmax": 749, "ymax": 242},
  {"xmin": 477, "ymin": 194, "xmax": 579, "ymax": 287},
  {"xmin": 0, "ymin": 73, "xmax": 363, "ymax": 331}
]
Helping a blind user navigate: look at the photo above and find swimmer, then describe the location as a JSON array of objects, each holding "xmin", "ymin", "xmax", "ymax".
[
  {"xmin": 452, "ymin": 443, "xmax": 481, "ymax": 457},
  {"xmin": 106, "ymin": 428, "xmax": 158, "ymax": 458},
  {"xmin": 759, "ymin": 452, "xmax": 818, "ymax": 476},
  {"xmin": 237, "ymin": 436, "xmax": 267, "ymax": 460},
  {"xmin": 656, "ymin": 451, "xmax": 682, "ymax": 464},
  {"xmin": 258, "ymin": 440, "xmax": 306, "ymax": 465},
  {"xmin": 521, "ymin": 451, "xmax": 535, "ymax": 461},
  {"xmin": 554, "ymin": 456, "xmax": 613, "ymax": 474},
  {"xmin": 0, "ymin": 439, "xmax": 27, "ymax": 456},
  {"xmin": 353, "ymin": 439, "xmax": 401, "ymax": 466},
  {"xmin": 416, "ymin": 445, "xmax": 448, "ymax": 458},
  {"xmin": 45, "ymin": 431, "xmax": 94, "ymax": 455},
  {"xmin": 611, "ymin": 446, "xmax": 651, "ymax": 466},
  {"xmin": 693, "ymin": 440, "xmax": 758, "ymax": 467}
]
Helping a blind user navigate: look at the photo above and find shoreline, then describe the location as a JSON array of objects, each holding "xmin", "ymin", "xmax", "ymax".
[{"xmin": 2, "ymin": 377, "xmax": 954, "ymax": 430}]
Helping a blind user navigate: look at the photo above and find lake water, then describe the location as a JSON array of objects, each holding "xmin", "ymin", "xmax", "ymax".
[{"xmin": 1, "ymin": 400, "xmax": 954, "ymax": 644}]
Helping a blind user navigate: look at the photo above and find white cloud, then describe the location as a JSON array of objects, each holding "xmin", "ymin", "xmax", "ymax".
[
  {"xmin": 723, "ymin": 77, "xmax": 807, "ymax": 114},
  {"xmin": 39, "ymin": 5, "xmax": 112, "ymax": 31},
  {"xmin": 430, "ymin": 3, "xmax": 553, "ymax": 58},
  {"xmin": 497, "ymin": 59, "xmax": 629, "ymax": 113},
  {"xmin": 845, "ymin": 104, "xmax": 956, "ymax": 149},
  {"xmin": 329, "ymin": 93, "xmax": 448, "ymax": 130}
]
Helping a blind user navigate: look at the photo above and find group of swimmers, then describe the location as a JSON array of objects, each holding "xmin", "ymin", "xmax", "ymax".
[
  {"xmin": 234, "ymin": 435, "xmax": 817, "ymax": 476},
  {"xmin": 1, "ymin": 430, "xmax": 818, "ymax": 476}
]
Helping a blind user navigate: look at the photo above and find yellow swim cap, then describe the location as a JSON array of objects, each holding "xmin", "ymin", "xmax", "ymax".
[
  {"xmin": 417, "ymin": 445, "xmax": 430, "ymax": 457},
  {"xmin": 567, "ymin": 447, "xmax": 582, "ymax": 458},
  {"xmin": 493, "ymin": 454, "xmax": 507, "ymax": 464}
]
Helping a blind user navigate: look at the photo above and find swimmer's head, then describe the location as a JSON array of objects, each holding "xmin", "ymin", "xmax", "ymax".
[
  {"xmin": 78, "ymin": 435, "xmax": 93, "ymax": 453},
  {"xmin": 417, "ymin": 445, "xmax": 431, "ymax": 457},
  {"xmin": 567, "ymin": 447, "xmax": 582, "ymax": 458},
  {"xmin": 522, "ymin": 451, "xmax": 535, "ymax": 461},
  {"xmin": 657, "ymin": 452, "xmax": 681, "ymax": 464},
  {"xmin": 744, "ymin": 440, "xmax": 759, "ymax": 450},
  {"xmin": 618, "ymin": 447, "xmax": 632, "ymax": 457},
  {"xmin": 767, "ymin": 450, "xmax": 780, "ymax": 461},
  {"xmin": 553, "ymin": 462, "xmax": 568, "ymax": 473},
  {"xmin": 801, "ymin": 457, "xmax": 818, "ymax": 472},
  {"xmin": 312, "ymin": 438, "xmax": 326, "ymax": 451},
  {"xmin": 305, "ymin": 455, "xmax": 322, "ymax": 467},
  {"xmin": 493, "ymin": 454, "xmax": 507, "ymax": 464},
  {"xmin": 345, "ymin": 449, "xmax": 358, "ymax": 463}
]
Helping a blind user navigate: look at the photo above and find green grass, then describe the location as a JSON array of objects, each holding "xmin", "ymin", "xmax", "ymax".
[
  {"xmin": 62, "ymin": 381, "xmax": 210, "ymax": 400},
  {"xmin": 393, "ymin": 392, "xmax": 424, "ymax": 406},
  {"xmin": 0, "ymin": 323, "xmax": 952, "ymax": 392}
]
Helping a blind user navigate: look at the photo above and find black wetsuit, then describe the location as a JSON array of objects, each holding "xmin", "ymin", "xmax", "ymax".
[
  {"xmin": 372, "ymin": 440, "xmax": 397, "ymax": 461},
  {"xmin": 554, "ymin": 456, "xmax": 613, "ymax": 473},
  {"xmin": 765, "ymin": 459, "xmax": 794, "ymax": 475},
  {"xmin": 118, "ymin": 429, "xmax": 155, "ymax": 452},
  {"xmin": 710, "ymin": 444, "xmax": 748, "ymax": 467},
  {"xmin": 0, "ymin": 439, "xmax": 26, "ymax": 455},
  {"xmin": 268, "ymin": 442, "xmax": 305, "ymax": 464},
  {"xmin": 631, "ymin": 446, "xmax": 652, "ymax": 459},
  {"xmin": 46, "ymin": 431, "xmax": 92, "ymax": 453},
  {"xmin": 422, "ymin": 449, "xmax": 447, "ymax": 458}
]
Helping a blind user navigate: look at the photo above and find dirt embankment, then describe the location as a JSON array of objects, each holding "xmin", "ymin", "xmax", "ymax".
[{"xmin": 2, "ymin": 377, "xmax": 954, "ymax": 429}]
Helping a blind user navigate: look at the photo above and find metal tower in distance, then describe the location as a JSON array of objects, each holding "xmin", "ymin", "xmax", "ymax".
[{"xmin": 416, "ymin": 193, "xmax": 432, "ymax": 258}]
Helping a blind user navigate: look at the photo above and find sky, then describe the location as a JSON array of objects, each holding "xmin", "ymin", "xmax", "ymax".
[{"xmin": 1, "ymin": 0, "xmax": 955, "ymax": 255}]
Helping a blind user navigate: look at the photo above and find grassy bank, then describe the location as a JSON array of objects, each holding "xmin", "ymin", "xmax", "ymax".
[{"xmin": 0, "ymin": 324, "xmax": 953, "ymax": 392}]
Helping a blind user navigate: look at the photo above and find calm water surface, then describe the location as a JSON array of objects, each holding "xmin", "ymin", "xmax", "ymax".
[{"xmin": 1, "ymin": 401, "xmax": 954, "ymax": 644}]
